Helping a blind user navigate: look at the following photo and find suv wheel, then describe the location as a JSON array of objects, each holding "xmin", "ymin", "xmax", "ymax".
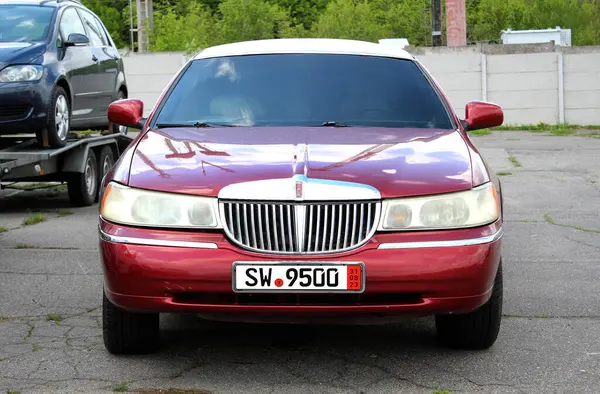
[
  {"xmin": 435, "ymin": 260, "xmax": 503, "ymax": 350},
  {"xmin": 102, "ymin": 290, "xmax": 160, "ymax": 355},
  {"xmin": 41, "ymin": 86, "xmax": 70, "ymax": 148}
]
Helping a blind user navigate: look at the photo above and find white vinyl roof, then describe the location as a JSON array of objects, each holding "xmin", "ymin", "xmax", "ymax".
[{"xmin": 193, "ymin": 38, "xmax": 415, "ymax": 61}]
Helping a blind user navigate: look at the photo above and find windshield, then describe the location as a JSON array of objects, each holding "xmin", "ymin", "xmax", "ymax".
[
  {"xmin": 153, "ymin": 53, "xmax": 454, "ymax": 129},
  {"xmin": 0, "ymin": 5, "xmax": 55, "ymax": 43}
]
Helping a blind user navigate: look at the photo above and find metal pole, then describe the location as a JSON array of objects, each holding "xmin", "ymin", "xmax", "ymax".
[
  {"xmin": 431, "ymin": 0, "xmax": 442, "ymax": 46},
  {"xmin": 129, "ymin": 0, "xmax": 134, "ymax": 51}
]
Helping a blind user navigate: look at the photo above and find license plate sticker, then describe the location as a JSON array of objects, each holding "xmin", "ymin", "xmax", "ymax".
[{"xmin": 232, "ymin": 262, "xmax": 365, "ymax": 293}]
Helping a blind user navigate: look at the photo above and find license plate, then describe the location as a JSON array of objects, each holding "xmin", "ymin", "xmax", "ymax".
[{"xmin": 232, "ymin": 262, "xmax": 365, "ymax": 293}]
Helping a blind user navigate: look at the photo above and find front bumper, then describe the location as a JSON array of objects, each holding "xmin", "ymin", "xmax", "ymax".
[
  {"xmin": 99, "ymin": 218, "xmax": 503, "ymax": 318},
  {"xmin": 0, "ymin": 81, "xmax": 50, "ymax": 134}
]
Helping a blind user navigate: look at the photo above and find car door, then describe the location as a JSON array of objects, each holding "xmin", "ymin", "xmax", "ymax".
[
  {"xmin": 57, "ymin": 6, "xmax": 100, "ymax": 125},
  {"xmin": 76, "ymin": 8, "xmax": 118, "ymax": 118}
]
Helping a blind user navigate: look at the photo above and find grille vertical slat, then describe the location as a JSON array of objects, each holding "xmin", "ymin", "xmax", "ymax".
[
  {"xmin": 286, "ymin": 205, "xmax": 294, "ymax": 251},
  {"xmin": 221, "ymin": 201, "xmax": 379, "ymax": 254},
  {"xmin": 271, "ymin": 205, "xmax": 279, "ymax": 251},
  {"xmin": 264, "ymin": 205, "xmax": 272, "ymax": 250},
  {"xmin": 257, "ymin": 204, "xmax": 265, "ymax": 250},
  {"xmin": 343, "ymin": 204, "xmax": 351, "ymax": 248},
  {"xmin": 307, "ymin": 205, "xmax": 314, "ymax": 252},
  {"xmin": 329, "ymin": 205, "xmax": 336, "ymax": 250},
  {"xmin": 242, "ymin": 204, "xmax": 250, "ymax": 247},
  {"xmin": 249, "ymin": 204, "xmax": 257, "ymax": 249}
]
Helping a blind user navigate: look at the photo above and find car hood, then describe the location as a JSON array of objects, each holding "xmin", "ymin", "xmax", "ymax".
[
  {"xmin": 127, "ymin": 126, "xmax": 474, "ymax": 199},
  {"xmin": 0, "ymin": 42, "xmax": 46, "ymax": 69}
]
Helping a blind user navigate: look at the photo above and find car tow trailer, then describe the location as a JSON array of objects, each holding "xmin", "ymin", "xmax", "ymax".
[{"xmin": 0, "ymin": 133, "xmax": 133, "ymax": 207}]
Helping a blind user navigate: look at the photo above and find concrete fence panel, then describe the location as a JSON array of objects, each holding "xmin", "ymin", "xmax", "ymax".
[{"xmin": 120, "ymin": 46, "xmax": 600, "ymax": 125}]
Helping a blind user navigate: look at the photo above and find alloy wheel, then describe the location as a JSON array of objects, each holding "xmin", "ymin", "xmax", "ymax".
[{"xmin": 55, "ymin": 95, "xmax": 70, "ymax": 141}]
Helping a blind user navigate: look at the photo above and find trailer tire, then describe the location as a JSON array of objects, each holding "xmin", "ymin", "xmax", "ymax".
[
  {"xmin": 43, "ymin": 86, "xmax": 71, "ymax": 149},
  {"xmin": 95, "ymin": 146, "xmax": 115, "ymax": 203},
  {"xmin": 68, "ymin": 149, "xmax": 98, "ymax": 207}
]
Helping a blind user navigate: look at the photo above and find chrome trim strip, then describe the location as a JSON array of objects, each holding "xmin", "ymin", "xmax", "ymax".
[
  {"xmin": 377, "ymin": 228, "xmax": 503, "ymax": 249},
  {"xmin": 99, "ymin": 228, "xmax": 218, "ymax": 249},
  {"xmin": 218, "ymin": 174, "xmax": 381, "ymax": 201}
]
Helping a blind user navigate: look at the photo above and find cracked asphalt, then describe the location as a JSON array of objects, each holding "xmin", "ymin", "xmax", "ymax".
[{"xmin": 1, "ymin": 131, "xmax": 599, "ymax": 394}]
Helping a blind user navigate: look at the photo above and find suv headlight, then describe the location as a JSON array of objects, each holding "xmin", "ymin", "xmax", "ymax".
[
  {"xmin": 0, "ymin": 65, "xmax": 44, "ymax": 83},
  {"xmin": 378, "ymin": 182, "xmax": 500, "ymax": 231},
  {"xmin": 100, "ymin": 182, "xmax": 221, "ymax": 228}
]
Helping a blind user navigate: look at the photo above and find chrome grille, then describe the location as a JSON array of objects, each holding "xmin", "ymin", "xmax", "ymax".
[{"xmin": 220, "ymin": 201, "xmax": 381, "ymax": 254}]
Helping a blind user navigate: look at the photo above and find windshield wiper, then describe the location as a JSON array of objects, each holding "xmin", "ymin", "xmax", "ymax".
[
  {"xmin": 155, "ymin": 122, "xmax": 237, "ymax": 128},
  {"xmin": 322, "ymin": 121, "xmax": 349, "ymax": 127}
]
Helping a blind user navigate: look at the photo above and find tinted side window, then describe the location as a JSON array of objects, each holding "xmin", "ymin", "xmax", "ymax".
[
  {"xmin": 78, "ymin": 9, "xmax": 105, "ymax": 46},
  {"xmin": 154, "ymin": 54, "xmax": 454, "ymax": 130},
  {"xmin": 59, "ymin": 7, "xmax": 85, "ymax": 41},
  {"xmin": 94, "ymin": 16, "xmax": 112, "ymax": 46}
]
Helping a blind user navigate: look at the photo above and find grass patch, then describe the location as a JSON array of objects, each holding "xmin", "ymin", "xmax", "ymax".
[
  {"xmin": 504, "ymin": 313, "xmax": 550, "ymax": 318},
  {"xmin": 432, "ymin": 390, "xmax": 453, "ymax": 394},
  {"xmin": 496, "ymin": 171, "xmax": 512, "ymax": 176},
  {"xmin": 22, "ymin": 214, "xmax": 46, "ymax": 226},
  {"xmin": 9, "ymin": 183, "xmax": 66, "ymax": 191},
  {"xmin": 57, "ymin": 210, "xmax": 73, "ymax": 217},
  {"xmin": 0, "ymin": 227, "xmax": 7, "ymax": 233},
  {"xmin": 32, "ymin": 344, "xmax": 42, "ymax": 351},
  {"xmin": 14, "ymin": 244, "xmax": 36, "ymax": 249},
  {"xmin": 134, "ymin": 390, "xmax": 213, "ymax": 394},
  {"xmin": 508, "ymin": 156, "xmax": 521, "ymax": 167},
  {"xmin": 6, "ymin": 390, "xmax": 21, "ymax": 394},
  {"xmin": 544, "ymin": 214, "xmax": 600, "ymax": 234},
  {"xmin": 45, "ymin": 314, "xmax": 63, "ymax": 323},
  {"xmin": 113, "ymin": 384, "xmax": 129, "ymax": 392},
  {"xmin": 579, "ymin": 131, "xmax": 600, "ymax": 139},
  {"xmin": 75, "ymin": 129, "xmax": 97, "ymax": 136},
  {"xmin": 469, "ymin": 128, "xmax": 492, "ymax": 136},
  {"xmin": 492, "ymin": 122, "xmax": 600, "ymax": 132}
]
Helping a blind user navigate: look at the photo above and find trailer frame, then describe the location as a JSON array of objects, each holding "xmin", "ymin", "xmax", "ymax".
[{"xmin": 0, "ymin": 132, "xmax": 133, "ymax": 207}]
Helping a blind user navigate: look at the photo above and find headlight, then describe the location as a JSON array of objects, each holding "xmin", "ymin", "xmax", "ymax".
[
  {"xmin": 100, "ymin": 182, "xmax": 221, "ymax": 228},
  {"xmin": 0, "ymin": 65, "xmax": 44, "ymax": 83},
  {"xmin": 378, "ymin": 182, "xmax": 500, "ymax": 231}
]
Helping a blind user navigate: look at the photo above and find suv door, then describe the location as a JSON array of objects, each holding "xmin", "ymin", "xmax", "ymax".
[
  {"xmin": 76, "ymin": 8, "xmax": 118, "ymax": 118},
  {"xmin": 57, "ymin": 6, "xmax": 99, "ymax": 126}
]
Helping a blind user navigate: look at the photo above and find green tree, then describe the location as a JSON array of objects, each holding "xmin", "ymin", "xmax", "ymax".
[
  {"xmin": 81, "ymin": 0, "xmax": 128, "ymax": 48},
  {"xmin": 377, "ymin": 0, "xmax": 432, "ymax": 46},
  {"xmin": 468, "ymin": 0, "xmax": 600, "ymax": 45},
  {"xmin": 216, "ymin": 0, "xmax": 291, "ymax": 44},
  {"xmin": 311, "ymin": 0, "xmax": 389, "ymax": 42},
  {"xmin": 148, "ymin": 3, "xmax": 216, "ymax": 52}
]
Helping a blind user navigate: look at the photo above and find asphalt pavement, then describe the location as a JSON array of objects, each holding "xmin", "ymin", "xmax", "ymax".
[{"xmin": 1, "ymin": 131, "xmax": 599, "ymax": 394}]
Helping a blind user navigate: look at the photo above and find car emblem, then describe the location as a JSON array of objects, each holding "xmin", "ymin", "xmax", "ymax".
[{"xmin": 295, "ymin": 180, "xmax": 303, "ymax": 199}]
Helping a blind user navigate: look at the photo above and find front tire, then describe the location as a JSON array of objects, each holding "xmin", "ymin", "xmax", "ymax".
[
  {"xmin": 435, "ymin": 260, "xmax": 503, "ymax": 350},
  {"xmin": 42, "ymin": 86, "xmax": 71, "ymax": 148},
  {"xmin": 102, "ymin": 290, "xmax": 160, "ymax": 355}
]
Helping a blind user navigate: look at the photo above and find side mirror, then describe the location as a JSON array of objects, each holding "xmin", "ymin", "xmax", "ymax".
[
  {"xmin": 463, "ymin": 101, "xmax": 504, "ymax": 131},
  {"xmin": 108, "ymin": 99, "xmax": 146, "ymax": 130},
  {"xmin": 64, "ymin": 33, "xmax": 89, "ymax": 47}
]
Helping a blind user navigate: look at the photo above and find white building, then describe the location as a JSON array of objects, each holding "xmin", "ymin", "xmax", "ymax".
[{"xmin": 500, "ymin": 27, "xmax": 572, "ymax": 47}]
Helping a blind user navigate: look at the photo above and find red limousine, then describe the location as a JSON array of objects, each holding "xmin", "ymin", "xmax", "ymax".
[{"xmin": 98, "ymin": 38, "xmax": 505, "ymax": 354}]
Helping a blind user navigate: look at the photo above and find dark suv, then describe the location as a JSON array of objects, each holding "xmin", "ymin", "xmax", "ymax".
[{"xmin": 0, "ymin": 0, "xmax": 128, "ymax": 148}]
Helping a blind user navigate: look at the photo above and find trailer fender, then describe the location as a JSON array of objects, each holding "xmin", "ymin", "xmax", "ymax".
[{"xmin": 61, "ymin": 140, "xmax": 117, "ymax": 173}]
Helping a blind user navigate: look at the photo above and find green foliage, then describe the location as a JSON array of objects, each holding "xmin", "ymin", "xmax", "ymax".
[
  {"xmin": 82, "ymin": 0, "xmax": 600, "ymax": 51},
  {"xmin": 468, "ymin": 0, "xmax": 600, "ymax": 45},
  {"xmin": 310, "ymin": 0, "xmax": 388, "ymax": 42},
  {"xmin": 148, "ymin": 3, "xmax": 215, "ymax": 52},
  {"xmin": 217, "ymin": 0, "xmax": 290, "ymax": 44}
]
